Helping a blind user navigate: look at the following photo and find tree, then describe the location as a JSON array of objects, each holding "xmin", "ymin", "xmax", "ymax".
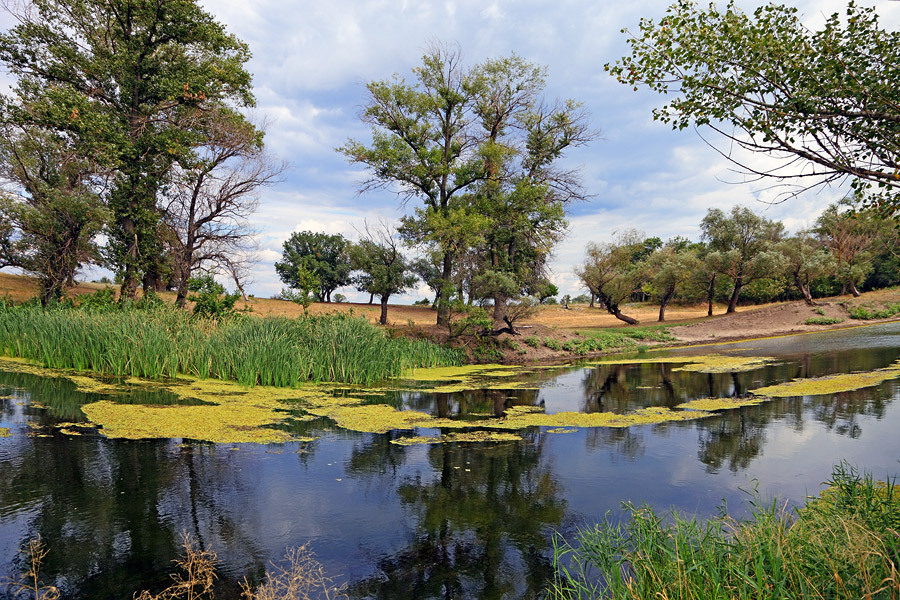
[
  {"xmin": 607, "ymin": 1, "xmax": 900, "ymax": 206},
  {"xmin": 576, "ymin": 230, "xmax": 646, "ymax": 325},
  {"xmin": 815, "ymin": 202, "xmax": 879, "ymax": 297},
  {"xmin": 339, "ymin": 43, "xmax": 487, "ymax": 327},
  {"xmin": 777, "ymin": 232, "xmax": 834, "ymax": 304},
  {"xmin": 642, "ymin": 239, "xmax": 701, "ymax": 321},
  {"xmin": 0, "ymin": 123, "xmax": 108, "ymax": 304},
  {"xmin": 701, "ymin": 206, "xmax": 784, "ymax": 313},
  {"xmin": 350, "ymin": 222, "xmax": 417, "ymax": 325},
  {"xmin": 161, "ymin": 111, "xmax": 282, "ymax": 308},
  {"xmin": 276, "ymin": 231, "xmax": 351, "ymax": 302},
  {"xmin": 340, "ymin": 44, "xmax": 593, "ymax": 329},
  {"xmin": 0, "ymin": 0, "xmax": 256, "ymax": 298}
]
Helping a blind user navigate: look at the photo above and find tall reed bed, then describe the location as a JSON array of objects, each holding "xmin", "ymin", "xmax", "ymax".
[
  {"xmin": 0, "ymin": 304, "xmax": 462, "ymax": 385},
  {"xmin": 550, "ymin": 463, "xmax": 900, "ymax": 600}
]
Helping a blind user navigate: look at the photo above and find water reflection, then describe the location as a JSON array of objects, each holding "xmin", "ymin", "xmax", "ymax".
[
  {"xmin": 349, "ymin": 435, "xmax": 563, "ymax": 600},
  {"xmin": 3, "ymin": 325, "xmax": 900, "ymax": 599}
]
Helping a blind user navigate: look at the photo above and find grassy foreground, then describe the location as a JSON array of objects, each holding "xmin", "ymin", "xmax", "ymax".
[
  {"xmin": 550, "ymin": 463, "xmax": 900, "ymax": 599},
  {"xmin": 0, "ymin": 301, "xmax": 462, "ymax": 385}
]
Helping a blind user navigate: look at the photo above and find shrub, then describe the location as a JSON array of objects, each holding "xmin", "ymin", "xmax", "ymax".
[{"xmin": 804, "ymin": 317, "xmax": 844, "ymax": 325}]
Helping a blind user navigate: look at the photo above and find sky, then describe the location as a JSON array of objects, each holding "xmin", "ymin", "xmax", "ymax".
[{"xmin": 3, "ymin": 0, "xmax": 899, "ymax": 302}]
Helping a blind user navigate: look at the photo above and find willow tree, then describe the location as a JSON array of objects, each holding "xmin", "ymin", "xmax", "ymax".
[
  {"xmin": 608, "ymin": 1, "xmax": 900, "ymax": 208},
  {"xmin": 0, "ymin": 0, "xmax": 256, "ymax": 298},
  {"xmin": 576, "ymin": 230, "xmax": 648, "ymax": 325},
  {"xmin": 701, "ymin": 206, "xmax": 784, "ymax": 313}
]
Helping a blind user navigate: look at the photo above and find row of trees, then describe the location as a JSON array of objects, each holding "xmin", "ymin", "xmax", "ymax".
[
  {"xmin": 0, "ymin": 0, "xmax": 279, "ymax": 305},
  {"xmin": 579, "ymin": 202, "xmax": 900, "ymax": 324}
]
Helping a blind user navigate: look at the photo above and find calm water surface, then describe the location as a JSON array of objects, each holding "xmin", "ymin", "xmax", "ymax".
[{"xmin": 2, "ymin": 323, "xmax": 900, "ymax": 599}]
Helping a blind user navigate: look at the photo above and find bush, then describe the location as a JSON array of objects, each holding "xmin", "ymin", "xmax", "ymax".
[
  {"xmin": 524, "ymin": 335, "xmax": 540, "ymax": 348},
  {"xmin": 804, "ymin": 317, "xmax": 844, "ymax": 325},
  {"xmin": 849, "ymin": 302, "xmax": 900, "ymax": 320},
  {"xmin": 188, "ymin": 275, "xmax": 241, "ymax": 320}
]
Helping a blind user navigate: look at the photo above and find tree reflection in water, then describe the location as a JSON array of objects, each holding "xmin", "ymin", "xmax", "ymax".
[{"xmin": 349, "ymin": 434, "xmax": 565, "ymax": 600}]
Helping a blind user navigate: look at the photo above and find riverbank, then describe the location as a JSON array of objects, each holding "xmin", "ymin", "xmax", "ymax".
[{"xmin": 4, "ymin": 272, "xmax": 900, "ymax": 364}]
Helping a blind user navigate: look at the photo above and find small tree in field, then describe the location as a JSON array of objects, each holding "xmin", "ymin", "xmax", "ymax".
[
  {"xmin": 276, "ymin": 231, "xmax": 351, "ymax": 302},
  {"xmin": 642, "ymin": 239, "xmax": 701, "ymax": 322},
  {"xmin": 576, "ymin": 230, "xmax": 647, "ymax": 325},
  {"xmin": 350, "ymin": 222, "xmax": 417, "ymax": 325}
]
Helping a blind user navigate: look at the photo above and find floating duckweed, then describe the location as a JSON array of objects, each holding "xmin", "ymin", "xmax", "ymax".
[
  {"xmin": 390, "ymin": 432, "xmax": 522, "ymax": 446},
  {"xmin": 59, "ymin": 428, "xmax": 83, "ymax": 436},
  {"xmin": 588, "ymin": 354, "xmax": 776, "ymax": 373},
  {"xmin": 400, "ymin": 365, "xmax": 522, "ymax": 381},
  {"xmin": 751, "ymin": 361, "xmax": 900, "ymax": 397},
  {"xmin": 545, "ymin": 427, "xmax": 578, "ymax": 434},
  {"xmin": 497, "ymin": 406, "xmax": 715, "ymax": 429},
  {"xmin": 0, "ymin": 427, "xmax": 10, "ymax": 437},
  {"xmin": 677, "ymin": 397, "xmax": 767, "ymax": 411}
]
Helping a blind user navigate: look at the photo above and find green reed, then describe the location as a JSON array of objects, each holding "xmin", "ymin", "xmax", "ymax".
[
  {"xmin": 549, "ymin": 463, "xmax": 900, "ymax": 600},
  {"xmin": 0, "ymin": 304, "xmax": 462, "ymax": 385}
]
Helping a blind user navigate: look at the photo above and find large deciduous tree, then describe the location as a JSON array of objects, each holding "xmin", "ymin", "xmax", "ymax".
[
  {"xmin": 777, "ymin": 232, "xmax": 834, "ymax": 305},
  {"xmin": 0, "ymin": 0, "xmax": 256, "ymax": 298},
  {"xmin": 701, "ymin": 206, "xmax": 784, "ymax": 313},
  {"xmin": 0, "ymin": 123, "xmax": 108, "ymax": 304},
  {"xmin": 815, "ymin": 202, "xmax": 879, "ymax": 297},
  {"xmin": 340, "ymin": 44, "xmax": 592, "ymax": 329},
  {"xmin": 276, "ymin": 231, "xmax": 351, "ymax": 303},
  {"xmin": 607, "ymin": 1, "xmax": 900, "ymax": 206},
  {"xmin": 162, "ymin": 111, "xmax": 282, "ymax": 307},
  {"xmin": 642, "ymin": 238, "xmax": 701, "ymax": 322}
]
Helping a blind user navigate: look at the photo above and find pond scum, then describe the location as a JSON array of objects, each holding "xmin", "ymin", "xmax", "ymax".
[{"xmin": 4, "ymin": 352, "xmax": 900, "ymax": 445}]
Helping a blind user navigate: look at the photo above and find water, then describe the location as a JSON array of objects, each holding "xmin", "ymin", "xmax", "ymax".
[{"xmin": 2, "ymin": 324, "xmax": 900, "ymax": 599}]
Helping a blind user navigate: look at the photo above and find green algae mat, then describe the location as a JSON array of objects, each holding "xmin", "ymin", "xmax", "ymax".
[{"xmin": 6, "ymin": 352, "xmax": 898, "ymax": 446}]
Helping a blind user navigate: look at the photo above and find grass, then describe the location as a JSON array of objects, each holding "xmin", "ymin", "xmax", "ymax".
[
  {"xmin": 549, "ymin": 463, "xmax": 900, "ymax": 600},
  {"xmin": 849, "ymin": 302, "xmax": 900, "ymax": 320},
  {"xmin": 0, "ymin": 302, "xmax": 462, "ymax": 386},
  {"xmin": 805, "ymin": 317, "xmax": 845, "ymax": 325},
  {"xmin": 558, "ymin": 326, "xmax": 675, "ymax": 355}
]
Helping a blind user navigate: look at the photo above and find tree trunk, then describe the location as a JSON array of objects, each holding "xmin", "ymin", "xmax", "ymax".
[
  {"xmin": 658, "ymin": 287, "xmax": 675, "ymax": 322},
  {"xmin": 849, "ymin": 281, "xmax": 861, "ymax": 297},
  {"xmin": 611, "ymin": 306, "xmax": 638, "ymax": 325},
  {"xmin": 368, "ymin": 292, "xmax": 374, "ymax": 305},
  {"xmin": 379, "ymin": 294, "xmax": 389, "ymax": 325},
  {"xmin": 706, "ymin": 274, "xmax": 716, "ymax": 316},
  {"xmin": 436, "ymin": 251, "xmax": 453, "ymax": 328},
  {"xmin": 726, "ymin": 279, "xmax": 743, "ymax": 313},
  {"xmin": 492, "ymin": 293, "xmax": 508, "ymax": 331},
  {"xmin": 794, "ymin": 274, "xmax": 814, "ymax": 305}
]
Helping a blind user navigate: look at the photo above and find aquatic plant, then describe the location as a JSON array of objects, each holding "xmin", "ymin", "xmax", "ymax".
[
  {"xmin": 751, "ymin": 360, "xmax": 900, "ymax": 397},
  {"xmin": 550, "ymin": 463, "xmax": 900, "ymax": 600},
  {"xmin": 0, "ymin": 305, "xmax": 462, "ymax": 385}
]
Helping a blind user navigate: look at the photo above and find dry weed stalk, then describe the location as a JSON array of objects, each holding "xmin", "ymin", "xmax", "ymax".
[
  {"xmin": 242, "ymin": 544, "xmax": 348, "ymax": 600},
  {"xmin": 135, "ymin": 533, "xmax": 218, "ymax": 600},
  {"xmin": 1, "ymin": 536, "xmax": 60, "ymax": 600}
]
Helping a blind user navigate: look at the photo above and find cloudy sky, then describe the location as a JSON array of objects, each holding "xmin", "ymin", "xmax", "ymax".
[{"xmin": 3, "ymin": 0, "xmax": 899, "ymax": 301}]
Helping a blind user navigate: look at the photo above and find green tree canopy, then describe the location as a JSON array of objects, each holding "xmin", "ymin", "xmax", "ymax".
[
  {"xmin": 607, "ymin": 1, "xmax": 900, "ymax": 206},
  {"xmin": 276, "ymin": 231, "xmax": 351, "ymax": 303},
  {"xmin": 350, "ymin": 222, "xmax": 418, "ymax": 325},
  {"xmin": 701, "ymin": 206, "xmax": 784, "ymax": 313},
  {"xmin": 0, "ymin": 0, "xmax": 256, "ymax": 297},
  {"xmin": 576, "ymin": 230, "xmax": 648, "ymax": 325}
]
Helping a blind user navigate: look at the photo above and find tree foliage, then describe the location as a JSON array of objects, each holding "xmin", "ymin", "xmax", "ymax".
[
  {"xmin": 341, "ymin": 43, "xmax": 593, "ymax": 329},
  {"xmin": 607, "ymin": 1, "xmax": 900, "ymax": 206},
  {"xmin": 701, "ymin": 206, "xmax": 784, "ymax": 313},
  {"xmin": 576, "ymin": 230, "xmax": 647, "ymax": 325},
  {"xmin": 0, "ymin": 0, "xmax": 257, "ymax": 297},
  {"xmin": 276, "ymin": 231, "xmax": 351, "ymax": 303}
]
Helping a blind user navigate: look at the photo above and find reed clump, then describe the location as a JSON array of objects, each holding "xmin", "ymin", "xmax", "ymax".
[
  {"xmin": 550, "ymin": 463, "xmax": 900, "ymax": 600},
  {"xmin": 0, "ymin": 302, "xmax": 462, "ymax": 386}
]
